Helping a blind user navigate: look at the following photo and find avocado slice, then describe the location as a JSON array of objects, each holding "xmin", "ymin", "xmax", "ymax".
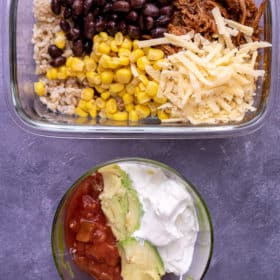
[
  {"xmin": 118, "ymin": 238, "xmax": 165, "ymax": 280},
  {"xmin": 99, "ymin": 165, "xmax": 142, "ymax": 241}
]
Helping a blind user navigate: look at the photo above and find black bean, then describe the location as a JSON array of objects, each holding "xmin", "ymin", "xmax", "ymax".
[
  {"xmin": 50, "ymin": 56, "xmax": 66, "ymax": 67},
  {"xmin": 118, "ymin": 21, "xmax": 127, "ymax": 34},
  {"xmin": 112, "ymin": 1, "xmax": 130, "ymax": 12},
  {"xmin": 103, "ymin": 3, "xmax": 112, "ymax": 13},
  {"xmin": 126, "ymin": 11, "xmax": 138, "ymax": 22},
  {"xmin": 156, "ymin": 15, "xmax": 170, "ymax": 26},
  {"xmin": 96, "ymin": 0, "xmax": 105, "ymax": 6},
  {"xmin": 159, "ymin": 5, "xmax": 173, "ymax": 16},
  {"xmin": 72, "ymin": 0, "xmax": 84, "ymax": 16},
  {"xmin": 51, "ymin": 0, "xmax": 61, "ymax": 15},
  {"xmin": 143, "ymin": 3, "xmax": 159, "ymax": 17},
  {"xmin": 92, "ymin": 7, "xmax": 100, "ymax": 17},
  {"xmin": 83, "ymin": 0, "xmax": 94, "ymax": 15},
  {"xmin": 84, "ymin": 13, "xmax": 95, "ymax": 39},
  {"xmin": 130, "ymin": 0, "xmax": 146, "ymax": 9},
  {"xmin": 127, "ymin": 25, "xmax": 140, "ymax": 39},
  {"xmin": 72, "ymin": 40, "xmax": 84, "ymax": 56},
  {"xmin": 107, "ymin": 21, "xmax": 117, "ymax": 35},
  {"xmin": 48, "ymin": 45, "xmax": 64, "ymax": 58},
  {"xmin": 110, "ymin": 14, "xmax": 119, "ymax": 21},
  {"xmin": 84, "ymin": 40, "xmax": 93, "ymax": 54},
  {"xmin": 63, "ymin": 7, "xmax": 72, "ymax": 18},
  {"xmin": 66, "ymin": 28, "xmax": 81, "ymax": 40},
  {"xmin": 62, "ymin": 0, "xmax": 74, "ymax": 5},
  {"xmin": 138, "ymin": 14, "xmax": 144, "ymax": 30},
  {"xmin": 145, "ymin": 16, "xmax": 154, "ymax": 30},
  {"xmin": 95, "ymin": 16, "xmax": 106, "ymax": 32},
  {"xmin": 60, "ymin": 20, "xmax": 71, "ymax": 32},
  {"xmin": 158, "ymin": 0, "xmax": 171, "ymax": 6},
  {"xmin": 151, "ymin": 27, "xmax": 167, "ymax": 38}
]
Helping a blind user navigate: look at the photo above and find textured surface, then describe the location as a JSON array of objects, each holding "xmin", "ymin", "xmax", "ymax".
[{"xmin": 1, "ymin": 6, "xmax": 280, "ymax": 280}]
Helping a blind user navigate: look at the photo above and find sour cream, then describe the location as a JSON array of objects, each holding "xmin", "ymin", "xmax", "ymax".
[{"xmin": 119, "ymin": 162, "xmax": 199, "ymax": 276}]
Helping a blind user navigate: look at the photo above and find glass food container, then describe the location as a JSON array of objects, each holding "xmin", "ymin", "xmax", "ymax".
[
  {"xmin": 52, "ymin": 158, "xmax": 213, "ymax": 280},
  {"xmin": 2, "ymin": 0, "xmax": 278, "ymax": 139}
]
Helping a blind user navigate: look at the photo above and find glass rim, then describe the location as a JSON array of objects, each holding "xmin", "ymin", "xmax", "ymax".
[{"xmin": 51, "ymin": 157, "xmax": 214, "ymax": 280}]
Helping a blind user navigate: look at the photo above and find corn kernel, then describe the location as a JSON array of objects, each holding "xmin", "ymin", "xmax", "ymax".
[
  {"xmin": 137, "ymin": 56, "xmax": 150, "ymax": 71},
  {"xmin": 110, "ymin": 83, "xmax": 124, "ymax": 93},
  {"xmin": 46, "ymin": 67, "xmax": 58, "ymax": 80},
  {"xmin": 97, "ymin": 42, "xmax": 111, "ymax": 55},
  {"xmin": 153, "ymin": 59, "xmax": 165, "ymax": 70},
  {"xmin": 105, "ymin": 98, "xmax": 118, "ymax": 114},
  {"xmin": 93, "ymin": 34, "xmax": 102, "ymax": 44},
  {"xmin": 91, "ymin": 53, "xmax": 100, "ymax": 62},
  {"xmin": 78, "ymin": 100, "xmax": 88, "ymax": 112},
  {"xmin": 135, "ymin": 104, "xmax": 150, "ymax": 118},
  {"xmin": 146, "ymin": 81, "xmax": 159, "ymax": 97},
  {"xmin": 130, "ymin": 49, "xmax": 144, "ymax": 63},
  {"xmin": 107, "ymin": 58, "xmax": 120, "ymax": 69},
  {"xmin": 118, "ymin": 57, "xmax": 130, "ymax": 66},
  {"xmin": 118, "ymin": 48, "xmax": 131, "ymax": 57},
  {"xmin": 71, "ymin": 58, "xmax": 84, "ymax": 72},
  {"xmin": 129, "ymin": 110, "xmax": 139, "ymax": 122},
  {"xmin": 157, "ymin": 110, "xmax": 169, "ymax": 120},
  {"xmin": 147, "ymin": 48, "xmax": 164, "ymax": 61},
  {"xmin": 86, "ymin": 72, "xmax": 100, "ymax": 86},
  {"xmin": 54, "ymin": 31, "xmax": 66, "ymax": 49},
  {"xmin": 126, "ymin": 83, "xmax": 136, "ymax": 95},
  {"xmin": 139, "ymin": 82, "xmax": 146, "ymax": 91},
  {"xmin": 136, "ymin": 91, "xmax": 150, "ymax": 104},
  {"xmin": 115, "ymin": 68, "xmax": 132, "ymax": 84},
  {"xmin": 81, "ymin": 88, "xmax": 94, "ymax": 101},
  {"xmin": 84, "ymin": 56, "xmax": 97, "ymax": 72},
  {"xmin": 34, "ymin": 81, "xmax": 46, "ymax": 96},
  {"xmin": 115, "ymin": 32, "xmax": 124, "ymax": 45},
  {"xmin": 133, "ymin": 40, "xmax": 139, "ymax": 49},
  {"xmin": 122, "ymin": 38, "xmax": 132, "ymax": 50},
  {"xmin": 96, "ymin": 98, "xmax": 106, "ymax": 109},
  {"xmin": 138, "ymin": 75, "xmax": 149, "ymax": 86},
  {"xmin": 122, "ymin": 93, "xmax": 134, "ymax": 105},
  {"xmin": 101, "ymin": 91, "xmax": 111, "ymax": 100},
  {"xmin": 94, "ymin": 85, "xmax": 106, "ymax": 94},
  {"xmin": 112, "ymin": 111, "xmax": 128, "ymax": 121},
  {"xmin": 99, "ymin": 32, "xmax": 109, "ymax": 41},
  {"xmin": 57, "ymin": 66, "xmax": 68, "ymax": 80},
  {"xmin": 85, "ymin": 100, "xmax": 96, "ymax": 111},
  {"xmin": 125, "ymin": 104, "xmax": 134, "ymax": 112},
  {"xmin": 110, "ymin": 41, "xmax": 119, "ymax": 52},
  {"xmin": 99, "ymin": 55, "xmax": 111, "ymax": 68},
  {"xmin": 75, "ymin": 107, "xmax": 88, "ymax": 118},
  {"xmin": 89, "ymin": 107, "xmax": 97, "ymax": 118},
  {"xmin": 101, "ymin": 71, "xmax": 114, "ymax": 84},
  {"xmin": 153, "ymin": 95, "xmax": 168, "ymax": 104}
]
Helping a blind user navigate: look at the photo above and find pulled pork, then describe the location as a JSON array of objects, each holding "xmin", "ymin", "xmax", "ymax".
[{"xmin": 168, "ymin": 0, "xmax": 267, "ymax": 43}]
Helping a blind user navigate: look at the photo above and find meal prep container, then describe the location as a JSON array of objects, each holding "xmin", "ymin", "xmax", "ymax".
[
  {"xmin": 2, "ymin": 0, "xmax": 278, "ymax": 139},
  {"xmin": 52, "ymin": 158, "xmax": 213, "ymax": 280}
]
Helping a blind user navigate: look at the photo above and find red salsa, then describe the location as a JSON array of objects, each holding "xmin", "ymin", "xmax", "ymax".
[{"xmin": 65, "ymin": 172, "xmax": 122, "ymax": 280}]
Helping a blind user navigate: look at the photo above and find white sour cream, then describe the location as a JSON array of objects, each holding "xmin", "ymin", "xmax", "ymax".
[{"xmin": 119, "ymin": 162, "xmax": 199, "ymax": 276}]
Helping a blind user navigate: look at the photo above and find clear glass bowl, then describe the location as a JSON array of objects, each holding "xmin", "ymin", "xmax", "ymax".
[
  {"xmin": 51, "ymin": 158, "xmax": 213, "ymax": 280},
  {"xmin": 2, "ymin": 0, "xmax": 278, "ymax": 138}
]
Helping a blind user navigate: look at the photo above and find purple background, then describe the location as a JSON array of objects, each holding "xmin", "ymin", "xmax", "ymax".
[{"xmin": 1, "ymin": 11, "xmax": 280, "ymax": 280}]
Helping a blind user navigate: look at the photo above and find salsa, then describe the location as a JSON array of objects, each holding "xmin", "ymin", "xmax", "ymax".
[{"xmin": 65, "ymin": 172, "xmax": 122, "ymax": 280}]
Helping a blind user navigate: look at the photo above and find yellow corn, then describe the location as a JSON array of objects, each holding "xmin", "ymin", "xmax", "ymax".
[
  {"xmin": 115, "ymin": 68, "xmax": 132, "ymax": 84},
  {"xmin": 122, "ymin": 93, "xmax": 134, "ymax": 105},
  {"xmin": 115, "ymin": 32, "xmax": 124, "ymax": 45},
  {"xmin": 105, "ymin": 98, "xmax": 118, "ymax": 114},
  {"xmin": 136, "ymin": 91, "xmax": 150, "ymax": 104},
  {"xmin": 137, "ymin": 56, "xmax": 150, "ymax": 71},
  {"xmin": 138, "ymin": 75, "xmax": 149, "ymax": 86},
  {"xmin": 34, "ymin": 81, "xmax": 46, "ymax": 96},
  {"xmin": 54, "ymin": 31, "xmax": 66, "ymax": 49},
  {"xmin": 122, "ymin": 38, "xmax": 132, "ymax": 50},
  {"xmin": 97, "ymin": 42, "xmax": 111, "ymax": 55},
  {"xmin": 147, "ymin": 48, "xmax": 164, "ymax": 61},
  {"xmin": 101, "ymin": 91, "xmax": 110, "ymax": 100},
  {"xmin": 75, "ymin": 107, "xmax": 88, "ymax": 118},
  {"xmin": 89, "ymin": 107, "xmax": 97, "ymax": 118},
  {"xmin": 153, "ymin": 95, "xmax": 168, "ymax": 104},
  {"xmin": 135, "ymin": 104, "xmax": 150, "ymax": 118},
  {"xmin": 146, "ymin": 81, "xmax": 159, "ymax": 97},
  {"xmin": 125, "ymin": 104, "xmax": 134, "ymax": 112},
  {"xmin": 126, "ymin": 83, "xmax": 136, "ymax": 95},
  {"xmin": 153, "ymin": 59, "xmax": 165, "ymax": 70},
  {"xmin": 130, "ymin": 49, "xmax": 144, "ymax": 63},
  {"xmin": 57, "ymin": 66, "xmax": 68, "ymax": 80},
  {"xmin": 133, "ymin": 40, "xmax": 139, "ymax": 49},
  {"xmin": 118, "ymin": 57, "xmax": 130, "ymax": 66},
  {"xmin": 78, "ymin": 100, "xmax": 88, "ymax": 112},
  {"xmin": 129, "ymin": 110, "xmax": 139, "ymax": 122},
  {"xmin": 157, "ymin": 110, "xmax": 169, "ymax": 120},
  {"xmin": 118, "ymin": 48, "xmax": 131, "ymax": 57},
  {"xmin": 110, "ymin": 41, "xmax": 119, "ymax": 53},
  {"xmin": 112, "ymin": 111, "xmax": 128, "ymax": 121},
  {"xmin": 46, "ymin": 67, "xmax": 58, "ymax": 80},
  {"xmin": 95, "ymin": 85, "xmax": 106, "ymax": 94},
  {"xmin": 81, "ymin": 88, "xmax": 94, "ymax": 101},
  {"xmin": 85, "ymin": 100, "xmax": 96, "ymax": 111},
  {"xmin": 139, "ymin": 82, "xmax": 146, "ymax": 91},
  {"xmin": 96, "ymin": 97, "xmax": 106, "ymax": 109},
  {"xmin": 86, "ymin": 72, "xmax": 100, "ymax": 86},
  {"xmin": 101, "ymin": 71, "xmax": 114, "ymax": 84},
  {"xmin": 99, "ymin": 55, "xmax": 111, "ymax": 68},
  {"xmin": 84, "ymin": 56, "xmax": 97, "ymax": 72},
  {"xmin": 70, "ymin": 58, "xmax": 84, "ymax": 72},
  {"xmin": 93, "ymin": 34, "xmax": 102, "ymax": 44},
  {"xmin": 110, "ymin": 83, "xmax": 124, "ymax": 93},
  {"xmin": 99, "ymin": 32, "xmax": 109, "ymax": 41}
]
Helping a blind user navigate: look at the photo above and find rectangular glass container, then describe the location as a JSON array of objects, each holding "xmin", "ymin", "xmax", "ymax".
[{"xmin": 2, "ymin": 0, "xmax": 278, "ymax": 139}]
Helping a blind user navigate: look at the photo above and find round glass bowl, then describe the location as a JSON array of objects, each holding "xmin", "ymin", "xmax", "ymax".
[{"xmin": 52, "ymin": 158, "xmax": 213, "ymax": 280}]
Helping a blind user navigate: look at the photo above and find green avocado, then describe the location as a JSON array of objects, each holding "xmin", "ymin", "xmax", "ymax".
[
  {"xmin": 118, "ymin": 238, "xmax": 165, "ymax": 280},
  {"xmin": 99, "ymin": 164, "xmax": 142, "ymax": 241}
]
